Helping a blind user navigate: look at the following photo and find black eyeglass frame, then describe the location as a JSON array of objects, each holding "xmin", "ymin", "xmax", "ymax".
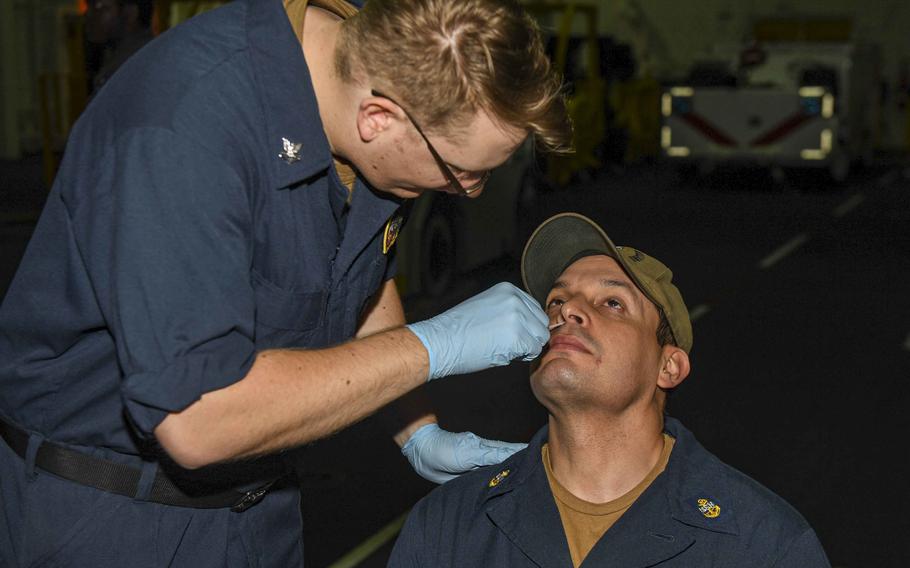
[{"xmin": 371, "ymin": 89, "xmax": 490, "ymax": 195}]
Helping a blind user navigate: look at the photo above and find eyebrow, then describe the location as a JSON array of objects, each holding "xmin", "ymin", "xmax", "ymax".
[
  {"xmin": 600, "ymin": 278, "xmax": 634, "ymax": 290},
  {"xmin": 550, "ymin": 278, "xmax": 634, "ymax": 292}
]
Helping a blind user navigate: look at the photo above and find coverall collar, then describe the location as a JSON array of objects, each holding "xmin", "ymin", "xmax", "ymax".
[
  {"xmin": 246, "ymin": 0, "xmax": 333, "ymax": 189},
  {"xmin": 480, "ymin": 417, "xmax": 741, "ymax": 566}
]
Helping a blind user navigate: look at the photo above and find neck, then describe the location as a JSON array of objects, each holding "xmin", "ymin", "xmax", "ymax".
[
  {"xmin": 546, "ymin": 409, "xmax": 665, "ymax": 503},
  {"xmin": 301, "ymin": 7, "xmax": 347, "ymax": 155}
]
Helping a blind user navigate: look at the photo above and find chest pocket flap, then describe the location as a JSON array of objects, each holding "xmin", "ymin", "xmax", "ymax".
[{"xmin": 251, "ymin": 270, "xmax": 325, "ymax": 332}]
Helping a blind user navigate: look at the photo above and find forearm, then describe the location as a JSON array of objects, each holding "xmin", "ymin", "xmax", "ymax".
[
  {"xmin": 357, "ymin": 279, "xmax": 437, "ymax": 448},
  {"xmin": 388, "ymin": 388, "xmax": 437, "ymax": 448},
  {"xmin": 155, "ymin": 279, "xmax": 549, "ymax": 470},
  {"xmin": 155, "ymin": 325, "xmax": 428, "ymax": 469}
]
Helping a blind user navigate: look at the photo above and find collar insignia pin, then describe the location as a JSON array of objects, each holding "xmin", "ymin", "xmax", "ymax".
[
  {"xmin": 488, "ymin": 469, "xmax": 510, "ymax": 488},
  {"xmin": 697, "ymin": 498, "xmax": 721, "ymax": 518},
  {"xmin": 279, "ymin": 137, "xmax": 302, "ymax": 164},
  {"xmin": 382, "ymin": 215, "xmax": 403, "ymax": 254}
]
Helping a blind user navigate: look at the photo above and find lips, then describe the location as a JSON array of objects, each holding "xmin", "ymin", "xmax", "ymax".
[{"xmin": 547, "ymin": 333, "xmax": 591, "ymax": 354}]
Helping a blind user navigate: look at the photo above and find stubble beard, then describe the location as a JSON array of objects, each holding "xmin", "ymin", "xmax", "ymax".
[{"xmin": 531, "ymin": 357, "xmax": 593, "ymax": 413}]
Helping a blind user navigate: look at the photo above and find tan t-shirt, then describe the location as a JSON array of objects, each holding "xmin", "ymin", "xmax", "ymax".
[
  {"xmin": 284, "ymin": 0, "xmax": 358, "ymax": 195},
  {"xmin": 542, "ymin": 434, "xmax": 675, "ymax": 568}
]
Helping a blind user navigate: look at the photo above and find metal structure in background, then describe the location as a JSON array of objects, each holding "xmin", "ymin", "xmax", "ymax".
[
  {"xmin": 0, "ymin": 1, "xmax": 87, "ymax": 174},
  {"xmin": 160, "ymin": 1, "xmax": 226, "ymax": 31},
  {"xmin": 38, "ymin": 7, "xmax": 87, "ymax": 187},
  {"xmin": 524, "ymin": 2, "xmax": 606, "ymax": 187},
  {"xmin": 0, "ymin": 0, "xmax": 23, "ymax": 160}
]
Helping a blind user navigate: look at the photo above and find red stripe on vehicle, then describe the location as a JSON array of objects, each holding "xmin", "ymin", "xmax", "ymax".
[
  {"xmin": 679, "ymin": 113, "xmax": 737, "ymax": 147},
  {"xmin": 749, "ymin": 113, "xmax": 813, "ymax": 147}
]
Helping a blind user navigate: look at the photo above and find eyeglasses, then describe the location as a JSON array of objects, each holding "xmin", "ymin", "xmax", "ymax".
[{"xmin": 371, "ymin": 89, "xmax": 490, "ymax": 196}]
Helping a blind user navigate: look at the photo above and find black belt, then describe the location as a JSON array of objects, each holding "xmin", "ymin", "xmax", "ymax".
[{"xmin": 0, "ymin": 419, "xmax": 273, "ymax": 512}]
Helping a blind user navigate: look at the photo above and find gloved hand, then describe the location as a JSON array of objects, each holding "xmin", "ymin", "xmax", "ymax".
[
  {"xmin": 406, "ymin": 282, "xmax": 549, "ymax": 381},
  {"xmin": 402, "ymin": 423, "xmax": 527, "ymax": 484}
]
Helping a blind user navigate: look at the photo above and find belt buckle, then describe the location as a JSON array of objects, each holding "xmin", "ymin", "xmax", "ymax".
[{"xmin": 231, "ymin": 480, "xmax": 275, "ymax": 513}]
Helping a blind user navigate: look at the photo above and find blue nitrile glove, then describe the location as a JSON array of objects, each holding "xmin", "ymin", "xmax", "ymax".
[
  {"xmin": 402, "ymin": 423, "xmax": 527, "ymax": 484},
  {"xmin": 406, "ymin": 282, "xmax": 549, "ymax": 381}
]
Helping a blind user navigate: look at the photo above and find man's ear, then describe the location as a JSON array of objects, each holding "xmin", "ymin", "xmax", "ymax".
[
  {"xmin": 356, "ymin": 95, "xmax": 400, "ymax": 143},
  {"xmin": 656, "ymin": 346, "xmax": 690, "ymax": 390}
]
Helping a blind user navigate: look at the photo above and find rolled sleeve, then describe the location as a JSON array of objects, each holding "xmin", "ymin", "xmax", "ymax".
[
  {"xmin": 121, "ymin": 331, "xmax": 255, "ymax": 436},
  {"xmin": 81, "ymin": 127, "xmax": 257, "ymax": 438}
]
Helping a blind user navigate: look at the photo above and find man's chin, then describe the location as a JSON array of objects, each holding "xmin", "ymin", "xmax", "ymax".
[
  {"xmin": 532, "ymin": 358, "xmax": 583, "ymax": 388},
  {"xmin": 530, "ymin": 362, "xmax": 588, "ymax": 411},
  {"xmin": 380, "ymin": 186, "xmax": 426, "ymax": 200}
]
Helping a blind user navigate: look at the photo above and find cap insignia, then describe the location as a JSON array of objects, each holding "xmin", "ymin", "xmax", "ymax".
[
  {"xmin": 488, "ymin": 469, "xmax": 510, "ymax": 488},
  {"xmin": 629, "ymin": 249, "xmax": 645, "ymax": 262},
  {"xmin": 697, "ymin": 498, "xmax": 721, "ymax": 518}
]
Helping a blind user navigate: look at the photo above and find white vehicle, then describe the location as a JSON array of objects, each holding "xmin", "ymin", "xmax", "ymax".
[{"xmin": 661, "ymin": 42, "xmax": 880, "ymax": 182}]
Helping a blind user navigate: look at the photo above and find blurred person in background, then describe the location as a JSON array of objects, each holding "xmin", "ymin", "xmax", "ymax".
[
  {"xmin": 389, "ymin": 213, "xmax": 830, "ymax": 568},
  {"xmin": 0, "ymin": 0, "xmax": 572, "ymax": 566}
]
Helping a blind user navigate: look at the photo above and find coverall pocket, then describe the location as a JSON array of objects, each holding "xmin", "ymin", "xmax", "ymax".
[{"xmin": 251, "ymin": 270, "xmax": 326, "ymax": 332}]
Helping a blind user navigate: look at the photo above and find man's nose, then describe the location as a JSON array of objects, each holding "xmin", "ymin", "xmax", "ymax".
[{"xmin": 559, "ymin": 297, "xmax": 588, "ymax": 325}]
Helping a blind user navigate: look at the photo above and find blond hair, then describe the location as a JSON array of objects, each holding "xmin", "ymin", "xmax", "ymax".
[{"xmin": 336, "ymin": 0, "xmax": 572, "ymax": 153}]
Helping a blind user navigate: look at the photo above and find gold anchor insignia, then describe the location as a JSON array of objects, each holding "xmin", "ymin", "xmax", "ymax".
[
  {"xmin": 382, "ymin": 215, "xmax": 403, "ymax": 254},
  {"xmin": 279, "ymin": 137, "xmax": 302, "ymax": 164},
  {"xmin": 697, "ymin": 498, "xmax": 721, "ymax": 518},
  {"xmin": 488, "ymin": 469, "xmax": 510, "ymax": 488}
]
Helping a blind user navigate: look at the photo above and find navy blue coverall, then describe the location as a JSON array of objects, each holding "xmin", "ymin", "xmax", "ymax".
[
  {"xmin": 389, "ymin": 417, "xmax": 831, "ymax": 567},
  {"xmin": 0, "ymin": 0, "xmax": 400, "ymax": 565}
]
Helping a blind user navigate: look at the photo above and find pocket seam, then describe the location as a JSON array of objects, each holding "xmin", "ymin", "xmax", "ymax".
[{"xmin": 251, "ymin": 269, "xmax": 326, "ymax": 332}]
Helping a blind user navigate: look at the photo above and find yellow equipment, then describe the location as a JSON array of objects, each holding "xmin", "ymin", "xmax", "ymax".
[{"xmin": 524, "ymin": 2, "xmax": 606, "ymax": 187}]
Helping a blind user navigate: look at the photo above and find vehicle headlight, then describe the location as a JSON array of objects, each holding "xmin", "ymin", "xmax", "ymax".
[
  {"xmin": 663, "ymin": 87, "xmax": 694, "ymax": 117},
  {"xmin": 672, "ymin": 97, "xmax": 692, "ymax": 115},
  {"xmin": 798, "ymin": 86, "xmax": 834, "ymax": 118},
  {"xmin": 800, "ymin": 97, "xmax": 822, "ymax": 116}
]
